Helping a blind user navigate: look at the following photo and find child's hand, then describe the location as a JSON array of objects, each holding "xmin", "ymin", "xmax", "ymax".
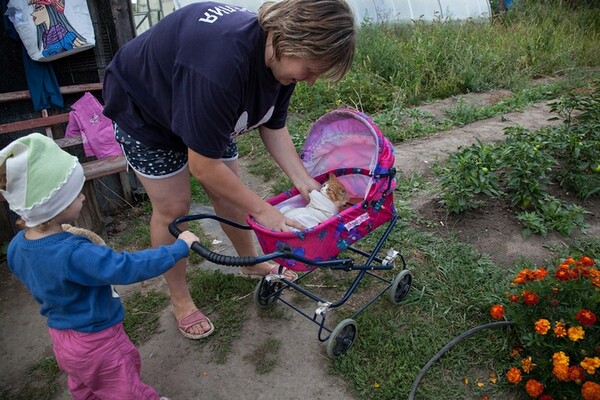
[{"xmin": 178, "ymin": 231, "xmax": 200, "ymax": 248}]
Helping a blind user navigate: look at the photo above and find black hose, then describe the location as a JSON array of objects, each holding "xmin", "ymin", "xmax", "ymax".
[{"xmin": 408, "ymin": 321, "xmax": 514, "ymax": 400}]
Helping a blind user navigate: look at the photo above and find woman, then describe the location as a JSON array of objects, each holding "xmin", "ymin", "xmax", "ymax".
[{"xmin": 102, "ymin": 0, "xmax": 356, "ymax": 340}]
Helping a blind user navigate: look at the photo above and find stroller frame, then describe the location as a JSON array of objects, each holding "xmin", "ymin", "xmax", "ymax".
[{"xmin": 169, "ymin": 204, "xmax": 412, "ymax": 358}]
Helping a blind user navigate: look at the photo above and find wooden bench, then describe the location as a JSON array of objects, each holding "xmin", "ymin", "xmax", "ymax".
[{"xmin": 0, "ymin": 83, "xmax": 133, "ymax": 240}]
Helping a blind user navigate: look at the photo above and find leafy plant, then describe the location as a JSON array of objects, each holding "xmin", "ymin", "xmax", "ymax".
[
  {"xmin": 439, "ymin": 139, "xmax": 504, "ymax": 213},
  {"xmin": 490, "ymin": 256, "xmax": 600, "ymax": 399}
]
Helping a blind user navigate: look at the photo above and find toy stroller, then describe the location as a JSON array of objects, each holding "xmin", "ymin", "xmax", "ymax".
[{"xmin": 169, "ymin": 109, "xmax": 412, "ymax": 357}]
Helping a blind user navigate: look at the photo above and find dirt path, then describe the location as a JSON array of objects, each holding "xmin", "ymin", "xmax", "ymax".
[{"xmin": 2, "ymin": 93, "xmax": 598, "ymax": 399}]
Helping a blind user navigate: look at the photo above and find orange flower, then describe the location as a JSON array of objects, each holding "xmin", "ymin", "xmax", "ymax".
[
  {"xmin": 539, "ymin": 395, "xmax": 555, "ymax": 400},
  {"xmin": 525, "ymin": 379, "xmax": 544, "ymax": 398},
  {"xmin": 555, "ymin": 268, "xmax": 571, "ymax": 281},
  {"xmin": 506, "ymin": 367, "xmax": 522, "ymax": 384},
  {"xmin": 582, "ymin": 381, "xmax": 600, "ymax": 400},
  {"xmin": 581, "ymin": 357, "xmax": 600, "ymax": 374},
  {"xmin": 533, "ymin": 268, "xmax": 548, "ymax": 280},
  {"xmin": 508, "ymin": 294, "xmax": 520, "ymax": 303},
  {"xmin": 523, "ymin": 290, "xmax": 539, "ymax": 305},
  {"xmin": 553, "ymin": 351, "xmax": 570, "ymax": 367},
  {"xmin": 553, "ymin": 364, "xmax": 569, "ymax": 381},
  {"xmin": 513, "ymin": 269, "xmax": 534, "ymax": 284},
  {"xmin": 490, "ymin": 304, "xmax": 505, "ymax": 320},
  {"xmin": 568, "ymin": 326, "xmax": 585, "ymax": 342},
  {"xmin": 568, "ymin": 365, "xmax": 585, "ymax": 384},
  {"xmin": 576, "ymin": 309, "xmax": 597, "ymax": 327},
  {"xmin": 521, "ymin": 356, "xmax": 536, "ymax": 373},
  {"xmin": 591, "ymin": 269, "xmax": 600, "ymax": 288},
  {"xmin": 534, "ymin": 319, "xmax": 551, "ymax": 335},
  {"xmin": 510, "ymin": 347, "xmax": 522, "ymax": 358},
  {"xmin": 579, "ymin": 256, "xmax": 595, "ymax": 267},
  {"xmin": 553, "ymin": 321, "xmax": 567, "ymax": 338}
]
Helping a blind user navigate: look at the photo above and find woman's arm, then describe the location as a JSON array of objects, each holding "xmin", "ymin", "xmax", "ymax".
[
  {"xmin": 187, "ymin": 148, "xmax": 302, "ymax": 231},
  {"xmin": 259, "ymin": 125, "xmax": 321, "ymax": 201}
]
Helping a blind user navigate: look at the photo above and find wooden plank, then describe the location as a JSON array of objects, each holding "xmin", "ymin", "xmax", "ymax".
[
  {"xmin": 0, "ymin": 113, "xmax": 70, "ymax": 135},
  {"xmin": 55, "ymin": 136, "xmax": 84, "ymax": 149},
  {"xmin": 83, "ymin": 156, "xmax": 127, "ymax": 180},
  {"xmin": 0, "ymin": 83, "xmax": 103, "ymax": 103}
]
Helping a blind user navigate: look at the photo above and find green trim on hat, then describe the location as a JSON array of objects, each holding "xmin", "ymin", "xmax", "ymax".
[{"xmin": 0, "ymin": 133, "xmax": 85, "ymax": 226}]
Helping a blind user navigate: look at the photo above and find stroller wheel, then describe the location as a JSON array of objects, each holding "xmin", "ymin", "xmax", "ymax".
[
  {"xmin": 254, "ymin": 278, "xmax": 282, "ymax": 308},
  {"xmin": 326, "ymin": 319, "xmax": 357, "ymax": 358},
  {"xmin": 390, "ymin": 270, "xmax": 413, "ymax": 305}
]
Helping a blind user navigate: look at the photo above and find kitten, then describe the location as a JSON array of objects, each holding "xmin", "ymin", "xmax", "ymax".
[{"xmin": 280, "ymin": 173, "xmax": 349, "ymax": 230}]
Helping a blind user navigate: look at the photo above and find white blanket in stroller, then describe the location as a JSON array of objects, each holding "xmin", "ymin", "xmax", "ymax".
[{"xmin": 279, "ymin": 189, "xmax": 338, "ymax": 230}]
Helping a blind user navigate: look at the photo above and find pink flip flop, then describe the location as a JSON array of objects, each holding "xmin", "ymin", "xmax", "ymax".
[
  {"xmin": 177, "ymin": 310, "xmax": 214, "ymax": 340},
  {"xmin": 240, "ymin": 264, "xmax": 298, "ymax": 281}
]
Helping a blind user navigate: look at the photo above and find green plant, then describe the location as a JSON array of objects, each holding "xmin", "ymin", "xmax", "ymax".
[
  {"xmin": 517, "ymin": 194, "xmax": 589, "ymax": 238},
  {"xmin": 489, "ymin": 256, "xmax": 600, "ymax": 399},
  {"xmin": 439, "ymin": 139, "xmax": 504, "ymax": 213}
]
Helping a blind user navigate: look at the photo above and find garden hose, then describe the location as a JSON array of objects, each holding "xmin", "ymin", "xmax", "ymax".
[{"xmin": 408, "ymin": 321, "xmax": 514, "ymax": 400}]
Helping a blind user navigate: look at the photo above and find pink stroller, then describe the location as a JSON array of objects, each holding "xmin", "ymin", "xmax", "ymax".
[{"xmin": 170, "ymin": 109, "xmax": 412, "ymax": 357}]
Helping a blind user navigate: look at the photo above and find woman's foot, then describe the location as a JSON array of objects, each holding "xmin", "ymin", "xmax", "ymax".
[
  {"xmin": 173, "ymin": 304, "xmax": 214, "ymax": 339},
  {"xmin": 240, "ymin": 262, "xmax": 298, "ymax": 281}
]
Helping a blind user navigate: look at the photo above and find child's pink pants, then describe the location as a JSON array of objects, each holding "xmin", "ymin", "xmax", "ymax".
[{"xmin": 49, "ymin": 323, "xmax": 160, "ymax": 400}]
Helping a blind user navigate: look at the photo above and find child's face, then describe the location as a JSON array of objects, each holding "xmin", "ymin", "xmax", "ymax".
[{"xmin": 55, "ymin": 193, "xmax": 85, "ymax": 223}]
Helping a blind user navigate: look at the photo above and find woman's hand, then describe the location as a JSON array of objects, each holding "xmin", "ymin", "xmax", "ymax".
[
  {"xmin": 252, "ymin": 203, "xmax": 305, "ymax": 232},
  {"xmin": 295, "ymin": 177, "xmax": 321, "ymax": 202}
]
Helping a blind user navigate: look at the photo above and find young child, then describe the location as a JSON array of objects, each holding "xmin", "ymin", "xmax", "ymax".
[{"xmin": 0, "ymin": 133, "xmax": 200, "ymax": 400}]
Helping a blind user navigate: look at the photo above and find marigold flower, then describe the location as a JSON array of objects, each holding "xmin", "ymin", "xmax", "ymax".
[
  {"xmin": 508, "ymin": 294, "xmax": 520, "ymax": 303},
  {"xmin": 553, "ymin": 364, "xmax": 569, "ymax": 381},
  {"xmin": 533, "ymin": 268, "xmax": 548, "ymax": 280},
  {"xmin": 553, "ymin": 351, "xmax": 570, "ymax": 367},
  {"xmin": 539, "ymin": 395, "xmax": 555, "ymax": 400},
  {"xmin": 553, "ymin": 321, "xmax": 567, "ymax": 338},
  {"xmin": 568, "ymin": 326, "xmax": 585, "ymax": 342},
  {"xmin": 490, "ymin": 304, "xmax": 505, "ymax": 320},
  {"xmin": 523, "ymin": 290, "xmax": 539, "ymax": 305},
  {"xmin": 522, "ymin": 356, "xmax": 536, "ymax": 373},
  {"xmin": 513, "ymin": 269, "xmax": 532, "ymax": 284},
  {"xmin": 576, "ymin": 309, "xmax": 597, "ymax": 327},
  {"xmin": 568, "ymin": 365, "xmax": 585, "ymax": 384},
  {"xmin": 510, "ymin": 347, "xmax": 522, "ymax": 358},
  {"xmin": 579, "ymin": 256, "xmax": 595, "ymax": 267},
  {"xmin": 581, "ymin": 357, "xmax": 600, "ymax": 374},
  {"xmin": 534, "ymin": 319, "xmax": 551, "ymax": 335},
  {"xmin": 555, "ymin": 269, "xmax": 571, "ymax": 281},
  {"xmin": 506, "ymin": 367, "xmax": 522, "ymax": 384},
  {"xmin": 582, "ymin": 381, "xmax": 600, "ymax": 400},
  {"xmin": 525, "ymin": 379, "xmax": 544, "ymax": 398}
]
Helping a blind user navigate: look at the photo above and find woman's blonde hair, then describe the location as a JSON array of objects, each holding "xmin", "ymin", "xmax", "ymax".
[{"xmin": 258, "ymin": 0, "xmax": 356, "ymax": 83}]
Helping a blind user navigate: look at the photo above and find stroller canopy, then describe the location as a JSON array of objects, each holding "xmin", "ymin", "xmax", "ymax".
[{"xmin": 300, "ymin": 109, "xmax": 396, "ymax": 199}]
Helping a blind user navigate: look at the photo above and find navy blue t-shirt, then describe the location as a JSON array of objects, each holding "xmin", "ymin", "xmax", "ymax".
[{"xmin": 102, "ymin": 2, "xmax": 295, "ymax": 158}]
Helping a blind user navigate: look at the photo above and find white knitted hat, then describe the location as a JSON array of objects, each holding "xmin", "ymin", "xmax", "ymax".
[{"xmin": 0, "ymin": 133, "xmax": 85, "ymax": 227}]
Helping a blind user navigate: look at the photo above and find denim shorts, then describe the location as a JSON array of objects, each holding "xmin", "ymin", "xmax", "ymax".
[{"xmin": 114, "ymin": 125, "xmax": 238, "ymax": 179}]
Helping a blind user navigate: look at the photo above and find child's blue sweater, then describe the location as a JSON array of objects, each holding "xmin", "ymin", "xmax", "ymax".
[{"xmin": 7, "ymin": 231, "xmax": 189, "ymax": 332}]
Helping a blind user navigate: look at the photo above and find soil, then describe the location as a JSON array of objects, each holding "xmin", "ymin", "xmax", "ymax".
[{"xmin": 1, "ymin": 90, "xmax": 598, "ymax": 399}]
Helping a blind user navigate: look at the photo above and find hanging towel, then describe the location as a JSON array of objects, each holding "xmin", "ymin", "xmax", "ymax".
[
  {"xmin": 21, "ymin": 44, "xmax": 64, "ymax": 110},
  {"xmin": 65, "ymin": 92, "xmax": 122, "ymax": 159}
]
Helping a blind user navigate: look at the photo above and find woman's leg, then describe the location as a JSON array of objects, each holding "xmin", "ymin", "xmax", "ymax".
[
  {"xmin": 135, "ymin": 168, "xmax": 212, "ymax": 337},
  {"xmin": 203, "ymin": 159, "xmax": 296, "ymax": 279}
]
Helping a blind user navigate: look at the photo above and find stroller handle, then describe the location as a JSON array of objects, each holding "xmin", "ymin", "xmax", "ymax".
[
  {"xmin": 169, "ymin": 214, "xmax": 270, "ymax": 266},
  {"xmin": 169, "ymin": 214, "xmax": 355, "ymax": 268}
]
